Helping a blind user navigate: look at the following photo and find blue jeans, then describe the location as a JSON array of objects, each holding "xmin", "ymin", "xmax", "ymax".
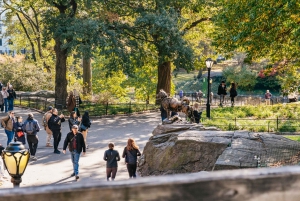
[
  {"xmin": 70, "ymin": 150, "xmax": 81, "ymax": 175},
  {"xmin": 8, "ymin": 98, "xmax": 14, "ymax": 111},
  {"xmin": 5, "ymin": 130, "xmax": 14, "ymax": 146},
  {"xmin": 4, "ymin": 98, "xmax": 8, "ymax": 112}
]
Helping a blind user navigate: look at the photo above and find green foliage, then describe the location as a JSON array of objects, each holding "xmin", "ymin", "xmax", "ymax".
[
  {"xmin": 222, "ymin": 66, "xmax": 257, "ymax": 90},
  {"xmin": 213, "ymin": 0, "xmax": 300, "ymax": 91},
  {"xmin": 0, "ymin": 57, "xmax": 54, "ymax": 91}
]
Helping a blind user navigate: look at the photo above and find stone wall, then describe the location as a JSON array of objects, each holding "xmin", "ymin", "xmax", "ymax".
[{"xmin": 1, "ymin": 166, "xmax": 300, "ymax": 201}]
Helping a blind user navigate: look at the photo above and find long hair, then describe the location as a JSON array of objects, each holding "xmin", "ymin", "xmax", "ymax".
[
  {"xmin": 126, "ymin": 138, "xmax": 139, "ymax": 150},
  {"xmin": 231, "ymin": 83, "xmax": 236, "ymax": 90}
]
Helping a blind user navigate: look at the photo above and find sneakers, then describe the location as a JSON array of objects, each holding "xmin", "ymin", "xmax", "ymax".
[
  {"xmin": 54, "ymin": 150, "xmax": 61, "ymax": 154},
  {"xmin": 31, "ymin": 156, "xmax": 37, "ymax": 161},
  {"xmin": 46, "ymin": 144, "xmax": 53, "ymax": 147},
  {"xmin": 75, "ymin": 175, "xmax": 79, "ymax": 180}
]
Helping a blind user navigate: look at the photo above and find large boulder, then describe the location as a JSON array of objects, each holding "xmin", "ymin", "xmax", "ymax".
[{"xmin": 138, "ymin": 124, "xmax": 300, "ymax": 176}]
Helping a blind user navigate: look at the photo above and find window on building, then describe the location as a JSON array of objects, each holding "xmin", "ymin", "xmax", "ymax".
[{"xmin": 0, "ymin": 38, "xmax": 2, "ymax": 46}]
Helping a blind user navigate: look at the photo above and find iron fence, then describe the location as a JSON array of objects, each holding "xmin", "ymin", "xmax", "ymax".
[
  {"xmin": 14, "ymin": 94, "xmax": 159, "ymax": 116},
  {"xmin": 174, "ymin": 92, "xmax": 297, "ymax": 106},
  {"xmin": 201, "ymin": 117, "xmax": 300, "ymax": 133}
]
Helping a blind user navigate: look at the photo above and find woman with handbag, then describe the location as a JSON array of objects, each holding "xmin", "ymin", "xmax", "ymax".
[
  {"xmin": 80, "ymin": 111, "xmax": 91, "ymax": 149},
  {"xmin": 13, "ymin": 116, "xmax": 26, "ymax": 145},
  {"xmin": 122, "ymin": 138, "xmax": 141, "ymax": 178}
]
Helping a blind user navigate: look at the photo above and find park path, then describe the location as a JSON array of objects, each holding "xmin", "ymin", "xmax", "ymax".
[{"xmin": 0, "ymin": 107, "xmax": 161, "ymax": 188}]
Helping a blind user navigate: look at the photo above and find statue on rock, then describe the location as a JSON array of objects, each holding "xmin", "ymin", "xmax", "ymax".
[{"xmin": 156, "ymin": 89, "xmax": 193, "ymax": 124}]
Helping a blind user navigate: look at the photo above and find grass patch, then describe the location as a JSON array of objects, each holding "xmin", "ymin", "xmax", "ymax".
[
  {"xmin": 284, "ymin": 136, "xmax": 300, "ymax": 142},
  {"xmin": 202, "ymin": 104, "xmax": 300, "ymax": 132}
]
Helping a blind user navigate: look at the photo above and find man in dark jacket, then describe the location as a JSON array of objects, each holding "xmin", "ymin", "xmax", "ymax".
[
  {"xmin": 63, "ymin": 125, "xmax": 86, "ymax": 180},
  {"xmin": 48, "ymin": 108, "xmax": 65, "ymax": 154},
  {"xmin": 217, "ymin": 81, "xmax": 227, "ymax": 106},
  {"xmin": 23, "ymin": 113, "xmax": 40, "ymax": 161}
]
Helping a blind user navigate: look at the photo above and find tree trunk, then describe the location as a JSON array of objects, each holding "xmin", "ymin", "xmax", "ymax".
[
  {"xmin": 54, "ymin": 38, "xmax": 68, "ymax": 110},
  {"xmin": 156, "ymin": 61, "xmax": 171, "ymax": 104},
  {"xmin": 82, "ymin": 57, "xmax": 92, "ymax": 95}
]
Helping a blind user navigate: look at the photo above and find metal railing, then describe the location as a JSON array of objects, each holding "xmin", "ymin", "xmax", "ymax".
[
  {"xmin": 14, "ymin": 94, "xmax": 159, "ymax": 116},
  {"xmin": 201, "ymin": 117, "xmax": 300, "ymax": 133}
]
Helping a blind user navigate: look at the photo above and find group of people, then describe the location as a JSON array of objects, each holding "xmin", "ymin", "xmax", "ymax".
[
  {"xmin": 0, "ymin": 106, "xmax": 141, "ymax": 180},
  {"xmin": 0, "ymin": 81, "xmax": 17, "ymax": 113},
  {"xmin": 103, "ymin": 138, "xmax": 141, "ymax": 181}
]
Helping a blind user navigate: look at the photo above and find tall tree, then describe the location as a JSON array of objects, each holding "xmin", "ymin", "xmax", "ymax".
[{"xmin": 214, "ymin": 0, "xmax": 300, "ymax": 91}]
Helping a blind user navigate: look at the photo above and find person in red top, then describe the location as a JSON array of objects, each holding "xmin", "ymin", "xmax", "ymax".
[{"xmin": 63, "ymin": 124, "xmax": 86, "ymax": 180}]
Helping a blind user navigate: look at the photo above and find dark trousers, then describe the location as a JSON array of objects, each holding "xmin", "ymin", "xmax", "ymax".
[
  {"xmin": 126, "ymin": 163, "xmax": 137, "ymax": 178},
  {"xmin": 106, "ymin": 167, "xmax": 118, "ymax": 180},
  {"xmin": 231, "ymin": 97, "xmax": 235, "ymax": 105},
  {"xmin": 27, "ymin": 135, "xmax": 38, "ymax": 156},
  {"xmin": 0, "ymin": 104, "xmax": 3, "ymax": 112},
  {"xmin": 52, "ymin": 130, "xmax": 61, "ymax": 151}
]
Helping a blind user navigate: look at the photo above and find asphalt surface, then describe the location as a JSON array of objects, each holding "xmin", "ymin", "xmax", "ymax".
[{"xmin": 0, "ymin": 107, "xmax": 161, "ymax": 188}]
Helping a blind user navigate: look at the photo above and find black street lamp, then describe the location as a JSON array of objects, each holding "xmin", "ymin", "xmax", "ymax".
[
  {"xmin": 1, "ymin": 140, "xmax": 30, "ymax": 187},
  {"xmin": 205, "ymin": 58, "xmax": 214, "ymax": 118}
]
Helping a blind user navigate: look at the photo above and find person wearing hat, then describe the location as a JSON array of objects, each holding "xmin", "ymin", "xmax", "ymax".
[
  {"xmin": 22, "ymin": 113, "xmax": 40, "ymax": 161},
  {"xmin": 42, "ymin": 106, "xmax": 53, "ymax": 147},
  {"xmin": 63, "ymin": 124, "xmax": 86, "ymax": 180}
]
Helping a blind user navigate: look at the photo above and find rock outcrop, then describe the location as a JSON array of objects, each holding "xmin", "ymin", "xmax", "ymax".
[{"xmin": 138, "ymin": 124, "xmax": 300, "ymax": 176}]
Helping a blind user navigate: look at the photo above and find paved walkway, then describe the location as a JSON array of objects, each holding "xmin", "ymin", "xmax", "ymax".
[{"xmin": 0, "ymin": 107, "xmax": 161, "ymax": 188}]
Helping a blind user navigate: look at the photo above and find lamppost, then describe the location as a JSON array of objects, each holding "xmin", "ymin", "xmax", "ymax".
[
  {"xmin": 205, "ymin": 58, "xmax": 214, "ymax": 118},
  {"xmin": 1, "ymin": 140, "xmax": 30, "ymax": 187}
]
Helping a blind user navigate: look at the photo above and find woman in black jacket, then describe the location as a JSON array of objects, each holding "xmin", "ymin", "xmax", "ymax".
[
  {"xmin": 229, "ymin": 83, "xmax": 238, "ymax": 107},
  {"xmin": 80, "ymin": 111, "xmax": 91, "ymax": 149},
  {"xmin": 122, "ymin": 138, "xmax": 141, "ymax": 178},
  {"xmin": 68, "ymin": 111, "xmax": 81, "ymax": 131}
]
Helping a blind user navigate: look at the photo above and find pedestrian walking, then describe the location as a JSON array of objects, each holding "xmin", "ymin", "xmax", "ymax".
[
  {"xmin": 23, "ymin": 113, "xmax": 40, "ymax": 161},
  {"xmin": 80, "ymin": 111, "xmax": 91, "ymax": 149},
  {"xmin": 1, "ymin": 111, "xmax": 15, "ymax": 145},
  {"xmin": 66, "ymin": 91, "xmax": 76, "ymax": 113},
  {"xmin": 229, "ymin": 83, "xmax": 238, "ymax": 107},
  {"xmin": 13, "ymin": 116, "xmax": 26, "ymax": 145},
  {"xmin": 48, "ymin": 108, "xmax": 65, "ymax": 154},
  {"xmin": 103, "ymin": 142, "xmax": 120, "ymax": 181},
  {"xmin": 179, "ymin": 90, "xmax": 183, "ymax": 100},
  {"xmin": 7, "ymin": 85, "xmax": 16, "ymax": 111},
  {"xmin": 73, "ymin": 89, "xmax": 82, "ymax": 117},
  {"xmin": 68, "ymin": 111, "xmax": 81, "ymax": 131},
  {"xmin": 122, "ymin": 138, "xmax": 141, "ymax": 179},
  {"xmin": 217, "ymin": 81, "xmax": 227, "ymax": 106},
  {"xmin": 1, "ymin": 87, "xmax": 9, "ymax": 113},
  {"xmin": 42, "ymin": 106, "xmax": 53, "ymax": 147},
  {"xmin": 63, "ymin": 125, "xmax": 86, "ymax": 180},
  {"xmin": 265, "ymin": 90, "xmax": 272, "ymax": 105},
  {"xmin": 0, "ymin": 90, "xmax": 3, "ymax": 113}
]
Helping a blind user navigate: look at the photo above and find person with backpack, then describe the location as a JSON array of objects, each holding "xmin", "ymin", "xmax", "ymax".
[
  {"xmin": 104, "ymin": 142, "xmax": 120, "ymax": 181},
  {"xmin": 23, "ymin": 113, "xmax": 40, "ymax": 161},
  {"xmin": 62, "ymin": 124, "xmax": 86, "ymax": 180},
  {"xmin": 1, "ymin": 111, "xmax": 15, "ymax": 145},
  {"xmin": 48, "ymin": 108, "xmax": 65, "ymax": 154},
  {"xmin": 122, "ymin": 138, "xmax": 141, "ymax": 178},
  {"xmin": 229, "ymin": 83, "xmax": 238, "ymax": 107},
  {"xmin": 43, "ymin": 106, "xmax": 53, "ymax": 147},
  {"xmin": 13, "ymin": 116, "xmax": 26, "ymax": 145}
]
